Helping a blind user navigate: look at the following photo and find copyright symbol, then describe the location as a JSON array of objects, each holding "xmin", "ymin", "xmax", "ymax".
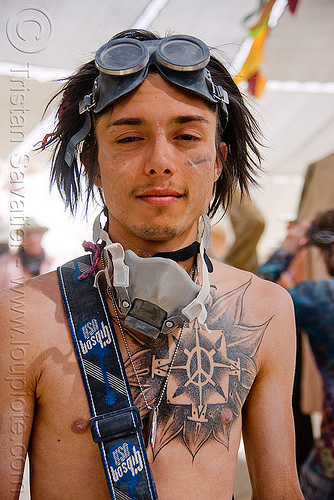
[{"xmin": 6, "ymin": 7, "xmax": 53, "ymax": 54}]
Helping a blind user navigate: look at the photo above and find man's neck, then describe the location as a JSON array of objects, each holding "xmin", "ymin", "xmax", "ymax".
[
  {"xmin": 106, "ymin": 234, "xmax": 197, "ymax": 276},
  {"xmin": 107, "ymin": 228, "xmax": 198, "ymax": 258}
]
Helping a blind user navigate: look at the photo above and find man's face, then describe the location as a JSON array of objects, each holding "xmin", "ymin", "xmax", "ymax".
[
  {"xmin": 23, "ymin": 231, "xmax": 44, "ymax": 256},
  {"xmin": 94, "ymin": 73, "xmax": 223, "ymax": 252}
]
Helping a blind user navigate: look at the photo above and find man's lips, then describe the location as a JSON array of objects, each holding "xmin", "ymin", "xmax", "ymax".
[{"xmin": 137, "ymin": 189, "xmax": 183, "ymax": 206}]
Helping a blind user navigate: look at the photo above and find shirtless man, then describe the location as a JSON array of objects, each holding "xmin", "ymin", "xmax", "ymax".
[{"xmin": 0, "ymin": 30, "xmax": 303, "ymax": 499}]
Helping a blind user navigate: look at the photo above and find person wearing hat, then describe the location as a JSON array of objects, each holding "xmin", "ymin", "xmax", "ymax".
[{"xmin": 0, "ymin": 217, "xmax": 54, "ymax": 289}]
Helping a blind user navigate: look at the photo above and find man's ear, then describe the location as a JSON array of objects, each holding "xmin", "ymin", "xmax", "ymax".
[
  {"xmin": 94, "ymin": 167, "xmax": 102, "ymax": 189},
  {"xmin": 214, "ymin": 142, "xmax": 228, "ymax": 180},
  {"xmin": 81, "ymin": 149, "xmax": 102, "ymax": 188},
  {"xmin": 220, "ymin": 142, "xmax": 228, "ymax": 160}
]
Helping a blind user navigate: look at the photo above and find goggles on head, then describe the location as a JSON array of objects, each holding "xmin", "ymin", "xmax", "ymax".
[{"xmin": 64, "ymin": 35, "xmax": 229, "ymax": 168}]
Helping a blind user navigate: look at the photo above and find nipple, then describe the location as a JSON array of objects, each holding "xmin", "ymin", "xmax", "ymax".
[
  {"xmin": 221, "ymin": 408, "xmax": 233, "ymax": 426},
  {"xmin": 71, "ymin": 418, "xmax": 89, "ymax": 434}
]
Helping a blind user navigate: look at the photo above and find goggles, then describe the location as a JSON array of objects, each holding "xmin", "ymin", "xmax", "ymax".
[
  {"xmin": 64, "ymin": 35, "xmax": 229, "ymax": 167},
  {"xmin": 308, "ymin": 224, "xmax": 334, "ymax": 246}
]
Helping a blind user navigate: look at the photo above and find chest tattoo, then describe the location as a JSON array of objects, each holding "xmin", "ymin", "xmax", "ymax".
[{"xmin": 124, "ymin": 277, "xmax": 272, "ymax": 459}]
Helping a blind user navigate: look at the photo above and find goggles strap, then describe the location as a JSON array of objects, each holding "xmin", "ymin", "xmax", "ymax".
[
  {"xmin": 64, "ymin": 111, "xmax": 92, "ymax": 168},
  {"xmin": 205, "ymin": 69, "xmax": 229, "ymax": 104}
]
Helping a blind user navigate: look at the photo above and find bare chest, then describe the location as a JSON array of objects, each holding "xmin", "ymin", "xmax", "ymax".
[{"xmin": 31, "ymin": 274, "xmax": 270, "ymax": 498}]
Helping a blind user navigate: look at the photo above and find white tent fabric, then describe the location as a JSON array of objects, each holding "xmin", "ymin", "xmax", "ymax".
[{"xmin": 1, "ymin": 0, "xmax": 334, "ymax": 262}]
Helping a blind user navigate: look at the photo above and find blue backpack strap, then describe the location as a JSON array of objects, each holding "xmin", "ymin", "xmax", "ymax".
[{"xmin": 57, "ymin": 255, "xmax": 158, "ymax": 500}]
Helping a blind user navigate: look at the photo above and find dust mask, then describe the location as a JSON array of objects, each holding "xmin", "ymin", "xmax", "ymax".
[{"xmin": 93, "ymin": 214, "xmax": 212, "ymax": 339}]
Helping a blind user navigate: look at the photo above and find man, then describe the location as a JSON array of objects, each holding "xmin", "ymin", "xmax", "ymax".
[
  {"xmin": 0, "ymin": 218, "xmax": 53, "ymax": 289},
  {"xmin": 0, "ymin": 30, "xmax": 303, "ymax": 499},
  {"xmin": 257, "ymin": 210, "xmax": 334, "ymax": 499}
]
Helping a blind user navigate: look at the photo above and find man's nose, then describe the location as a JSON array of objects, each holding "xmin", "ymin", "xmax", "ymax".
[{"xmin": 144, "ymin": 134, "xmax": 175, "ymax": 176}]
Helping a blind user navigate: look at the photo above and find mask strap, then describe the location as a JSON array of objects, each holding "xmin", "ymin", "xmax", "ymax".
[
  {"xmin": 200, "ymin": 213, "xmax": 213, "ymax": 272},
  {"xmin": 92, "ymin": 214, "xmax": 121, "ymax": 290},
  {"xmin": 180, "ymin": 237, "xmax": 210, "ymax": 327},
  {"xmin": 180, "ymin": 214, "xmax": 211, "ymax": 326},
  {"xmin": 100, "ymin": 239, "xmax": 132, "ymax": 309},
  {"xmin": 200, "ymin": 213, "xmax": 211, "ymax": 250}
]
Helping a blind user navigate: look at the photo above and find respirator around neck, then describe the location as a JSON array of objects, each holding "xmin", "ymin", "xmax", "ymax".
[{"xmin": 93, "ymin": 215, "xmax": 212, "ymax": 339}]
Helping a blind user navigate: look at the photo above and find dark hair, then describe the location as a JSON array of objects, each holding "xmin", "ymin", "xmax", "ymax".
[
  {"xmin": 42, "ymin": 29, "xmax": 263, "ymax": 216},
  {"xmin": 308, "ymin": 209, "xmax": 334, "ymax": 276}
]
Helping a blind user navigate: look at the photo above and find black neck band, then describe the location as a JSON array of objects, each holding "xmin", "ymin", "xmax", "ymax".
[
  {"xmin": 153, "ymin": 241, "xmax": 213, "ymax": 273},
  {"xmin": 153, "ymin": 241, "xmax": 199, "ymax": 261}
]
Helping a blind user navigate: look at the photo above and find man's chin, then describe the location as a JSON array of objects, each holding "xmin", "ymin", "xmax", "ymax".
[{"xmin": 135, "ymin": 225, "xmax": 179, "ymax": 242}]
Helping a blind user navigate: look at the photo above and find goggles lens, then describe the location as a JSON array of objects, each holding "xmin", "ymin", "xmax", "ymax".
[
  {"xmin": 96, "ymin": 39, "xmax": 149, "ymax": 76},
  {"xmin": 95, "ymin": 35, "xmax": 210, "ymax": 76},
  {"xmin": 156, "ymin": 36, "xmax": 209, "ymax": 71}
]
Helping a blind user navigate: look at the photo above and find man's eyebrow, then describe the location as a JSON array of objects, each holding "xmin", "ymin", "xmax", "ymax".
[
  {"xmin": 106, "ymin": 115, "xmax": 210, "ymax": 128},
  {"xmin": 172, "ymin": 115, "xmax": 210, "ymax": 125},
  {"xmin": 107, "ymin": 117, "xmax": 143, "ymax": 127}
]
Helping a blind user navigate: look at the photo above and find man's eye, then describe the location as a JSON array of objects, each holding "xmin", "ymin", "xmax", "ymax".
[
  {"xmin": 178, "ymin": 134, "xmax": 199, "ymax": 141},
  {"xmin": 118, "ymin": 136, "xmax": 142, "ymax": 143}
]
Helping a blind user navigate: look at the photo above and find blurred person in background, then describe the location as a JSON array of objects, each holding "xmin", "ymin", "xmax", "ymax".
[
  {"xmin": 0, "ymin": 217, "xmax": 54, "ymax": 289},
  {"xmin": 257, "ymin": 209, "xmax": 334, "ymax": 499},
  {"xmin": 0, "ymin": 220, "xmax": 9, "ymax": 256},
  {"xmin": 207, "ymin": 189, "xmax": 265, "ymax": 273},
  {"xmin": 224, "ymin": 188, "xmax": 265, "ymax": 272}
]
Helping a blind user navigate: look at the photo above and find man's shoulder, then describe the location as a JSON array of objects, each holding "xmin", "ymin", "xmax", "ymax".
[
  {"xmin": 212, "ymin": 259, "xmax": 287, "ymax": 291},
  {"xmin": 0, "ymin": 269, "xmax": 60, "ymax": 311},
  {"xmin": 0, "ymin": 268, "xmax": 69, "ymax": 360},
  {"xmin": 211, "ymin": 259, "xmax": 293, "ymax": 313}
]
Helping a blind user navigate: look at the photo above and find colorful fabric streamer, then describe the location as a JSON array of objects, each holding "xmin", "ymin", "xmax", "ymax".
[{"xmin": 234, "ymin": 0, "xmax": 300, "ymax": 97}]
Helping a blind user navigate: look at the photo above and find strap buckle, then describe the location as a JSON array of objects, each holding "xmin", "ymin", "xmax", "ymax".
[
  {"xmin": 79, "ymin": 94, "xmax": 95, "ymax": 114},
  {"xmin": 90, "ymin": 406, "xmax": 143, "ymax": 443},
  {"xmin": 205, "ymin": 69, "xmax": 229, "ymax": 104}
]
